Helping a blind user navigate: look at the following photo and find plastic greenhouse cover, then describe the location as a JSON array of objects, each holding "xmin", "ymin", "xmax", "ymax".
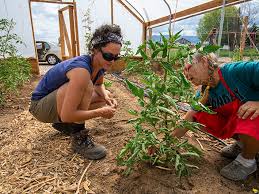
[{"xmin": 120, "ymin": 0, "xmax": 209, "ymax": 22}]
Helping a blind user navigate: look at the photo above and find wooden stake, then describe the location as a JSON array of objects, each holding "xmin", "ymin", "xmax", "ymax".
[
  {"xmin": 59, "ymin": 11, "xmax": 72, "ymax": 57},
  {"xmin": 58, "ymin": 11, "xmax": 65, "ymax": 59},
  {"xmin": 73, "ymin": 1, "xmax": 80, "ymax": 56},
  {"xmin": 69, "ymin": 5, "xmax": 76, "ymax": 57},
  {"xmin": 142, "ymin": 23, "xmax": 147, "ymax": 44},
  {"xmin": 111, "ymin": 0, "xmax": 114, "ymax": 25},
  {"xmin": 240, "ymin": 16, "xmax": 248, "ymax": 59},
  {"xmin": 28, "ymin": 0, "xmax": 40, "ymax": 75},
  {"xmin": 75, "ymin": 161, "xmax": 93, "ymax": 194}
]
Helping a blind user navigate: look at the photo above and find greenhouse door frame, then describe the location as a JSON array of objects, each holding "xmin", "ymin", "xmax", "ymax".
[{"xmin": 28, "ymin": 0, "xmax": 80, "ymax": 75}]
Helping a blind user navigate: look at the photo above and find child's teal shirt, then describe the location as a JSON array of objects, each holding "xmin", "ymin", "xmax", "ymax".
[{"xmin": 208, "ymin": 61, "xmax": 259, "ymax": 109}]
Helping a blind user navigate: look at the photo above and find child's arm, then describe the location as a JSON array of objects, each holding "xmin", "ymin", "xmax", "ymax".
[{"xmin": 172, "ymin": 110, "xmax": 197, "ymax": 138}]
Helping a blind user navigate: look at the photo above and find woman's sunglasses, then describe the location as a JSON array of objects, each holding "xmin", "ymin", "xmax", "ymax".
[{"xmin": 100, "ymin": 49, "xmax": 120, "ymax": 62}]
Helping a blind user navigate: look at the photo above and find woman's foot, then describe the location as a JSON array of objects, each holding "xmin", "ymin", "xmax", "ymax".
[
  {"xmin": 220, "ymin": 154, "xmax": 257, "ymax": 181},
  {"xmin": 71, "ymin": 129, "xmax": 107, "ymax": 160}
]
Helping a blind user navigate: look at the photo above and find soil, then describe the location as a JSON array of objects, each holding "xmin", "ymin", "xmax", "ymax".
[{"xmin": 0, "ymin": 72, "xmax": 258, "ymax": 194}]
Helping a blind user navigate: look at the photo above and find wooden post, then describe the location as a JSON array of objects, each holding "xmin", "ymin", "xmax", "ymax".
[
  {"xmin": 73, "ymin": 1, "xmax": 80, "ymax": 56},
  {"xmin": 240, "ymin": 16, "xmax": 248, "ymax": 59},
  {"xmin": 142, "ymin": 23, "xmax": 147, "ymax": 44},
  {"xmin": 69, "ymin": 5, "xmax": 76, "ymax": 57},
  {"xmin": 28, "ymin": 0, "xmax": 40, "ymax": 75},
  {"xmin": 111, "ymin": 0, "xmax": 114, "ymax": 24},
  {"xmin": 58, "ymin": 11, "xmax": 65, "ymax": 60},
  {"xmin": 59, "ymin": 12, "xmax": 72, "ymax": 57},
  {"xmin": 148, "ymin": 28, "xmax": 152, "ymax": 41},
  {"xmin": 30, "ymin": 0, "xmax": 74, "ymax": 5}
]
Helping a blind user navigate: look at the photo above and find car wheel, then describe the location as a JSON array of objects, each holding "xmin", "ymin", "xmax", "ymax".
[{"xmin": 46, "ymin": 54, "xmax": 59, "ymax": 65}]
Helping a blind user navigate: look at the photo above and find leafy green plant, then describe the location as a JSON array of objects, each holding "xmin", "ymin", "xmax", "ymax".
[
  {"xmin": 0, "ymin": 19, "xmax": 24, "ymax": 58},
  {"xmin": 82, "ymin": 1, "xmax": 94, "ymax": 53},
  {"xmin": 232, "ymin": 48, "xmax": 242, "ymax": 61},
  {"xmin": 117, "ymin": 32, "xmax": 219, "ymax": 177},
  {"xmin": 0, "ymin": 18, "xmax": 31, "ymax": 104},
  {"xmin": 104, "ymin": 81, "xmax": 113, "ymax": 88},
  {"xmin": 121, "ymin": 40, "xmax": 134, "ymax": 58},
  {"xmin": 0, "ymin": 57, "xmax": 31, "ymax": 104}
]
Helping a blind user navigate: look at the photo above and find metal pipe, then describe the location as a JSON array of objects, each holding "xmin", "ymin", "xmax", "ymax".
[
  {"xmin": 217, "ymin": 0, "xmax": 226, "ymax": 47},
  {"xmin": 162, "ymin": 0, "xmax": 172, "ymax": 37},
  {"xmin": 124, "ymin": 0, "xmax": 145, "ymax": 22}
]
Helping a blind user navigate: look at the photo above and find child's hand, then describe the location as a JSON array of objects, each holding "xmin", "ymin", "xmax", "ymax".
[{"xmin": 237, "ymin": 101, "xmax": 259, "ymax": 120}]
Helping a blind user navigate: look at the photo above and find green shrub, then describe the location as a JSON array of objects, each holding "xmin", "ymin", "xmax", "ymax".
[
  {"xmin": 117, "ymin": 32, "xmax": 219, "ymax": 177},
  {"xmin": 0, "ymin": 57, "xmax": 31, "ymax": 104},
  {"xmin": 0, "ymin": 18, "xmax": 31, "ymax": 104}
]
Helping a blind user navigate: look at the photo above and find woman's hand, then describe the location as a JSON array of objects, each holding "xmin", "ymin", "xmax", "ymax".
[
  {"xmin": 237, "ymin": 101, "xmax": 259, "ymax": 120},
  {"xmin": 104, "ymin": 95, "xmax": 118, "ymax": 108},
  {"xmin": 98, "ymin": 106, "xmax": 116, "ymax": 119}
]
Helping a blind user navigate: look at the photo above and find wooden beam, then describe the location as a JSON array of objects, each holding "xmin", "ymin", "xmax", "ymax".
[
  {"xmin": 73, "ymin": 1, "xmax": 80, "ymax": 55},
  {"xmin": 142, "ymin": 24, "xmax": 147, "ymax": 44},
  {"xmin": 30, "ymin": 0, "xmax": 74, "ymax": 5},
  {"xmin": 58, "ymin": 11, "xmax": 65, "ymax": 59},
  {"xmin": 58, "ymin": 5, "xmax": 70, "ymax": 12},
  {"xmin": 69, "ymin": 5, "xmax": 76, "ymax": 57},
  {"xmin": 240, "ymin": 16, "xmax": 248, "ymax": 59},
  {"xmin": 59, "ymin": 11, "xmax": 72, "ymax": 57},
  {"xmin": 28, "ymin": 0, "xmax": 40, "ymax": 75},
  {"xmin": 148, "ymin": 28, "xmax": 152, "ymax": 41},
  {"xmin": 147, "ymin": 0, "xmax": 251, "ymax": 27},
  {"xmin": 111, "ymin": 0, "xmax": 114, "ymax": 25},
  {"xmin": 117, "ymin": 0, "xmax": 144, "ymax": 24}
]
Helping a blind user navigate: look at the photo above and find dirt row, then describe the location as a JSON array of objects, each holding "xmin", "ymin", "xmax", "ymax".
[{"xmin": 0, "ymin": 74, "xmax": 258, "ymax": 194}]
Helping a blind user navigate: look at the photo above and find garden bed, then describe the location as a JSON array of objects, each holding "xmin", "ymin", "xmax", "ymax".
[{"xmin": 0, "ymin": 74, "xmax": 258, "ymax": 194}]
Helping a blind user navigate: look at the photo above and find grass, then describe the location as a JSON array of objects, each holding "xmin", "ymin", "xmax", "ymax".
[{"xmin": 219, "ymin": 48, "xmax": 259, "ymax": 59}]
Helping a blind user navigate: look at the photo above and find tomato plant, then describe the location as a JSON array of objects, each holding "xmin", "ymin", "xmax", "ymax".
[{"xmin": 117, "ymin": 32, "xmax": 219, "ymax": 177}]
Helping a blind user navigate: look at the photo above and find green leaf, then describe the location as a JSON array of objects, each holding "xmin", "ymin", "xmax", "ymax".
[
  {"xmin": 126, "ymin": 79, "xmax": 144, "ymax": 100},
  {"xmin": 104, "ymin": 81, "xmax": 112, "ymax": 88},
  {"xmin": 148, "ymin": 39, "xmax": 156, "ymax": 51},
  {"xmin": 176, "ymin": 139, "xmax": 188, "ymax": 148},
  {"xmin": 170, "ymin": 30, "xmax": 183, "ymax": 43},
  {"xmin": 151, "ymin": 48, "xmax": 162, "ymax": 59},
  {"xmin": 139, "ymin": 50, "xmax": 148, "ymax": 60},
  {"xmin": 163, "ymin": 94, "xmax": 178, "ymax": 109},
  {"xmin": 191, "ymin": 100, "xmax": 216, "ymax": 114},
  {"xmin": 201, "ymin": 45, "xmax": 221, "ymax": 54},
  {"xmin": 160, "ymin": 33, "xmax": 168, "ymax": 45},
  {"xmin": 118, "ymin": 147, "xmax": 128, "ymax": 157},
  {"xmin": 175, "ymin": 154, "xmax": 180, "ymax": 171},
  {"xmin": 179, "ymin": 72, "xmax": 190, "ymax": 87},
  {"xmin": 138, "ymin": 99, "xmax": 145, "ymax": 107},
  {"xmin": 195, "ymin": 42, "xmax": 202, "ymax": 50},
  {"xmin": 157, "ymin": 106, "xmax": 176, "ymax": 116},
  {"xmin": 162, "ymin": 45, "xmax": 168, "ymax": 58},
  {"xmin": 128, "ymin": 109, "xmax": 138, "ymax": 116},
  {"xmin": 161, "ymin": 62, "xmax": 173, "ymax": 72}
]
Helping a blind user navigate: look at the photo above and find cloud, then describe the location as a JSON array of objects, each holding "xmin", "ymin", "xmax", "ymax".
[
  {"xmin": 31, "ymin": 2, "xmax": 60, "ymax": 43},
  {"xmin": 152, "ymin": 15, "xmax": 202, "ymax": 36}
]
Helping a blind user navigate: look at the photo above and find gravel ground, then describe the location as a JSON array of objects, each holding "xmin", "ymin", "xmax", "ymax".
[{"xmin": 39, "ymin": 63, "xmax": 53, "ymax": 75}]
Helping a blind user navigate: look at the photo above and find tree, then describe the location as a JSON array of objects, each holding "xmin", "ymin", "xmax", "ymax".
[
  {"xmin": 240, "ymin": 1, "xmax": 259, "ymax": 48},
  {"xmin": 197, "ymin": 6, "xmax": 241, "ymax": 50}
]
